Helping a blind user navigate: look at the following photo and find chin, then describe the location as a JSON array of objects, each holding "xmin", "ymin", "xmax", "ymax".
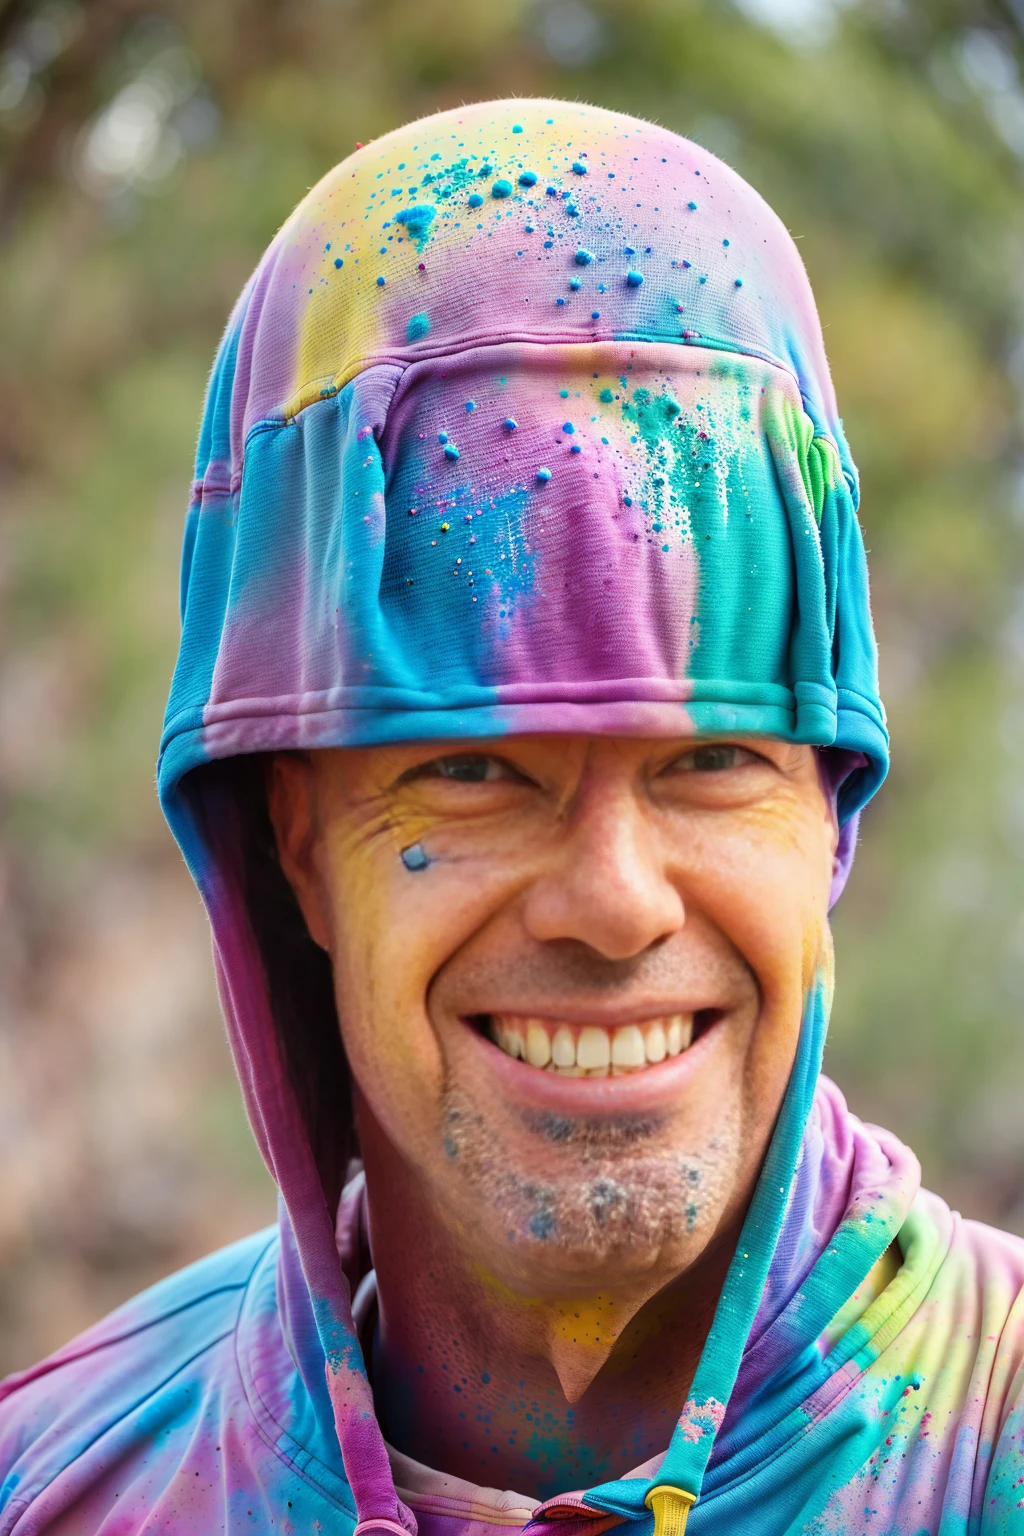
[{"xmin": 436, "ymin": 1086, "xmax": 742, "ymax": 1283}]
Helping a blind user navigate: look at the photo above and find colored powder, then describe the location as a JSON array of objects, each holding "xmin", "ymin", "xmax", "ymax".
[
  {"xmin": 406, "ymin": 311, "xmax": 430, "ymax": 341},
  {"xmin": 519, "ymin": 171, "xmax": 538, "ymax": 186},
  {"xmin": 334, "ymin": 257, "xmax": 343, "ymax": 269},
  {"xmin": 504, "ymin": 418, "xmax": 518, "ymax": 431},
  {"xmin": 444, "ymin": 444, "xmax": 460, "ymax": 461},
  {"xmin": 599, "ymin": 388, "xmax": 614, "ymax": 402},
  {"xmin": 492, "ymin": 180, "xmax": 513, "ymax": 198},
  {"xmin": 626, "ymin": 270, "xmax": 644, "ymax": 287},
  {"xmin": 574, "ymin": 248, "xmax": 594, "ymax": 265},
  {"xmin": 571, "ymin": 160, "xmax": 587, "ymax": 174},
  {"xmin": 401, "ymin": 844, "xmax": 430, "ymax": 872},
  {"xmin": 394, "ymin": 203, "xmax": 437, "ymax": 251},
  {"xmin": 468, "ymin": 193, "xmax": 483, "ymax": 208},
  {"xmin": 376, "ymin": 276, "xmax": 385, "ymax": 287},
  {"xmin": 537, "ymin": 467, "xmax": 552, "ymax": 482}
]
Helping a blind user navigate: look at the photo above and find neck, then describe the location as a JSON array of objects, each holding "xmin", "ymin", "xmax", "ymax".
[{"xmin": 360, "ymin": 1120, "xmax": 739, "ymax": 1502}]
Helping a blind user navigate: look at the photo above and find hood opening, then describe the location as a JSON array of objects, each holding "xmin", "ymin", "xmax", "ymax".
[{"xmin": 187, "ymin": 755, "xmax": 354, "ymax": 1214}]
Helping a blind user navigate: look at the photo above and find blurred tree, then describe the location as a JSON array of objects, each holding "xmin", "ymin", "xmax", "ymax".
[{"xmin": 0, "ymin": 0, "xmax": 1022, "ymax": 1368}]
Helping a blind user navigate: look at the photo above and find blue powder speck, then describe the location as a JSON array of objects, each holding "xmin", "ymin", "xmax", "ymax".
[
  {"xmin": 438, "ymin": 431, "xmax": 448, "ymax": 444},
  {"xmin": 569, "ymin": 278, "xmax": 581, "ymax": 290},
  {"xmin": 376, "ymin": 275, "xmax": 385, "ymax": 286},
  {"xmin": 570, "ymin": 444, "xmax": 582, "ymax": 454},
  {"xmin": 491, "ymin": 180, "xmax": 513, "ymax": 199},
  {"xmin": 688, "ymin": 200, "xmax": 698, "ymax": 210},
  {"xmin": 504, "ymin": 417, "xmax": 518, "ymax": 431},
  {"xmin": 401, "ymin": 844, "xmax": 430, "ymax": 872},
  {"xmin": 468, "ymin": 193, "xmax": 483, "ymax": 208},
  {"xmin": 735, "ymin": 277, "xmax": 743, "ymax": 287},
  {"xmin": 571, "ymin": 161, "xmax": 587, "ymax": 175},
  {"xmin": 406, "ymin": 311, "xmax": 430, "ymax": 341},
  {"xmin": 537, "ymin": 467, "xmax": 552, "ymax": 482},
  {"xmin": 334, "ymin": 258, "xmax": 343, "ymax": 268},
  {"xmin": 563, "ymin": 421, "xmax": 575, "ymax": 433},
  {"xmin": 519, "ymin": 171, "xmax": 538, "ymax": 186},
  {"xmin": 559, "ymin": 389, "xmax": 569, "ymax": 398},
  {"xmin": 626, "ymin": 270, "xmax": 644, "ymax": 287},
  {"xmin": 512, "ymin": 124, "xmax": 523, "ymax": 133},
  {"xmin": 575, "ymin": 248, "xmax": 594, "ymax": 265},
  {"xmin": 556, "ymin": 298, "xmax": 565, "ymax": 306},
  {"xmin": 591, "ymin": 310, "xmax": 600, "ymax": 318},
  {"xmin": 444, "ymin": 444, "xmax": 460, "ymax": 461},
  {"xmin": 465, "ymin": 400, "xmax": 476, "ymax": 412},
  {"xmin": 723, "ymin": 238, "xmax": 730, "ymax": 246}
]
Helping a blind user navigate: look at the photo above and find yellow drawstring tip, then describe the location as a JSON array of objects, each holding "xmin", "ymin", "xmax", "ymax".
[{"xmin": 645, "ymin": 1485, "xmax": 697, "ymax": 1536}]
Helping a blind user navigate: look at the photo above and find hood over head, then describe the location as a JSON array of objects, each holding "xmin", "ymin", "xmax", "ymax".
[{"xmin": 158, "ymin": 99, "xmax": 888, "ymax": 1535}]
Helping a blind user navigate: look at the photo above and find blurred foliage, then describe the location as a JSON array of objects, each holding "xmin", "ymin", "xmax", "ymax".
[{"xmin": 1, "ymin": 0, "xmax": 1024, "ymax": 1256}]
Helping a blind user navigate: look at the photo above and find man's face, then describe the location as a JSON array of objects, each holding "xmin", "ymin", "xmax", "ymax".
[{"xmin": 269, "ymin": 736, "xmax": 837, "ymax": 1297}]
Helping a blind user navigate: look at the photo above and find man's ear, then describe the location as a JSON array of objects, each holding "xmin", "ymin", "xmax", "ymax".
[{"xmin": 266, "ymin": 754, "xmax": 333, "ymax": 953}]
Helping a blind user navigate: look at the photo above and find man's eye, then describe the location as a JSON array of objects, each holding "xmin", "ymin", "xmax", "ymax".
[
  {"xmin": 671, "ymin": 744, "xmax": 760, "ymax": 773},
  {"xmin": 409, "ymin": 754, "xmax": 517, "ymax": 784}
]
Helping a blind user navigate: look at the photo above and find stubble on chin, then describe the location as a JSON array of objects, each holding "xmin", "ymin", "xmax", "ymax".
[{"xmin": 438, "ymin": 1086, "xmax": 742, "ymax": 1273}]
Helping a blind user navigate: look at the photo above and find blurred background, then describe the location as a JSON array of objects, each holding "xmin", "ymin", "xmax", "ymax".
[{"xmin": 1, "ymin": 0, "xmax": 1023, "ymax": 1375}]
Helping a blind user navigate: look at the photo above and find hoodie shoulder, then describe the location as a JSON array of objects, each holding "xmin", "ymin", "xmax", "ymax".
[{"xmin": 0, "ymin": 1228, "xmax": 278, "ymax": 1534}]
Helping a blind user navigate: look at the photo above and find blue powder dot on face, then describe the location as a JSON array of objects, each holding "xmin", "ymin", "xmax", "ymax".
[
  {"xmin": 699, "ymin": 274, "xmax": 707, "ymax": 284},
  {"xmin": 571, "ymin": 160, "xmax": 587, "ymax": 175},
  {"xmin": 546, "ymin": 185, "xmax": 557, "ymax": 196},
  {"xmin": 465, "ymin": 400, "xmax": 476, "ymax": 411},
  {"xmin": 525, "ymin": 223, "xmax": 535, "ymax": 233},
  {"xmin": 504, "ymin": 417, "xmax": 518, "ymax": 430},
  {"xmin": 334, "ymin": 257, "xmax": 343, "ymax": 269},
  {"xmin": 569, "ymin": 278, "xmax": 581, "ymax": 290},
  {"xmin": 444, "ymin": 444, "xmax": 460, "ymax": 461},
  {"xmin": 575, "ymin": 248, "xmax": 594, "ymax": 266},
  {"xmin": 376, "ymin": 275, "xmax": 386, "ymax": 286},
  {"xmin": 735, "ymin": 277, "xmax": 743, "ymax": 287},
  {"xmin": 599, "ymin": 387, "xmax": 614, "ymax": 402},
  {"xmin": 688, "ymin": 200, "xmax": 698, "ymax": 210},
  {"xmin": 570, "ymin": 443, "xmax": 582, "ymax": 453},
  {"xmin": 537, "ymin": 467, "xmax": 552, "ymax": 482},
  {"xmin": 662, "ymin": 543, "xmax": 670, "ymax": 552},
  {"xmin": 543, "ymin": 239, "xmax": 553, "ymax": 249},
  {"xmin": 556, "ymin": 297, "xmax": 565, "ymax": 305},
  {"xmin": 559, "ymin": 389, "xmax": 569, "ymax": 398},
  {"xmin": 566, "ymin": 204, "xmax": 578, "ymax": 217},
  {"xmin": 624, "ymin": 495, "xmax": 633, "ymax": 506},
  {"xmin": 401, "ymin": 843, "xmax": 430, "ymax": 872},
  {"xmin": 626, "ymin": 270, "xmax": 644, "ymax": 287},
  {"xmin": 597, "ymin": 282, "xmax": 606, "ymax": 292},
  {"xmin": 563, "ymin": 421, "xmax": 574, "ymax": 433},
  {"xmin": 406, "ymin": 311, "xmax": 430, "ymax": 341},
  {"xmin": 519, "ymin": 170, "xmax": 538, "ymax": 186},
  {"xmin": 492, "ymin": 180, "xmax": 513, "ymax": 198},
  {"xmin": 723, "ymin": 238, "xmax": 730, "ymax": 246},
  {"xmin": 468, "ymin": 192, "xmax": 483, "ymax": 208},
  {"xmin": 513, "ymin": 124, "xmax": 523, "ymax": 133},
  {"xmin": 438, "ymin": 431, "xmax": 448, "ymax": 444},
  {"xmin": 624, "ymin": 245, "xmax": 636, "ymax": 255},
  {"xmin": 591, "ymin": 310, "xmax": 600, "ymax": 319},
  {"xmin": 683, "ymin": 259, "xmax": 692, "ymax": 268}
]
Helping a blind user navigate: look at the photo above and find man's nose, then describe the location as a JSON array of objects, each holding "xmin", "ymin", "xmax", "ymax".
[{"xmin": 521, "ymin": 778, "xmax": 685, "ymax": 960}]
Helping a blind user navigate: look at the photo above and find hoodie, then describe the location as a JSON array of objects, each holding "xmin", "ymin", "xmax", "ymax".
[{"xmin": 1, "ymin": 99, "xmax": 1023, "ymax": 1536}]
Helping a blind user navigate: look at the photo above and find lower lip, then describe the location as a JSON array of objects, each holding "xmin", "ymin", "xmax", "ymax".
[{"xmin": 457, "ymin": 1014, "xmax": 726, "ymax": 1115}]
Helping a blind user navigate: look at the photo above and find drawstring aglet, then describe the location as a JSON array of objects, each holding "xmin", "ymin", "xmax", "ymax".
[{"xmin": 645, "ymin": 1485, "xmax": 697, "ymax": 1536}]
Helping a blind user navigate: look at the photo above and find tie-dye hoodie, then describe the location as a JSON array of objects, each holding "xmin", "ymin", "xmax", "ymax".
[{"xmin": 2, "ymin": 99, "xmax": 1023, "ymax": 1536}]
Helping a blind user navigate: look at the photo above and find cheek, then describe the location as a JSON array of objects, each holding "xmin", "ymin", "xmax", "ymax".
[
  {"xmin": 318, "ymin": 829, "xmax": 531, "ymax": 1139},
  {"xmin": 677, "ymin": 800, "xmax": 833, "ymax": 1007}
]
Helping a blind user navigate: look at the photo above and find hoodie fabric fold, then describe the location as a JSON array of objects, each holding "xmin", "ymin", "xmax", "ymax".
[{"xmin": 2, "ymin": 99, "xmax": 1023, "ymax": 1535}]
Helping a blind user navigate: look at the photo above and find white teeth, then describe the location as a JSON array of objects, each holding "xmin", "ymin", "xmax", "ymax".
[
  {"xmin": 488, "ymin": 1011, "xmax": 706, "ymax": 1074},
  {"xmin": 551, "ymin": 1025, "xmax": 576, "ymax": 1068},
  {"xmin": 611, "ymin": 1025, "xmax": 646, "ymax": 1068},
  {"xmin": 525, "ymin": 1020, "xmax": 552, "ymax": 1068},
  {"xmin": 644, "ymin": 1021, "xmax": 667, "ymax": 1064},
  {"xmin": 667, "ymin": 1014, "xmax": 693, "ymax": 1056},
  {"xmin": 577, "ymin": 1027, "xmax": 610, "ymax": 1070}
]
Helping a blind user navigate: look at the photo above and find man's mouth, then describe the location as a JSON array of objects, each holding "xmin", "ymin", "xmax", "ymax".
[{"xmin": 471, "ymin": 1012, "xmax": 716, "ymax": 1076}]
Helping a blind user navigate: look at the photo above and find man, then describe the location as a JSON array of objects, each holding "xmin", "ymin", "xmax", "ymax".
[{"xmin": 1, "ymin": 98, "xmax": 1021, "ymax": 1534}]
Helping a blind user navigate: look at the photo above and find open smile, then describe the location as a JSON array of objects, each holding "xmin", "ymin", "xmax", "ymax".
[{"xmin": 469, "ymin": 1011, "xmax": 722, "ymax": 1076}]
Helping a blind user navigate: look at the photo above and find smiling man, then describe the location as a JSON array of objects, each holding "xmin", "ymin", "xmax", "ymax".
[{"xmin": 2, "ymin": 99, "xmax": 1023, "ymax": 1535}]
